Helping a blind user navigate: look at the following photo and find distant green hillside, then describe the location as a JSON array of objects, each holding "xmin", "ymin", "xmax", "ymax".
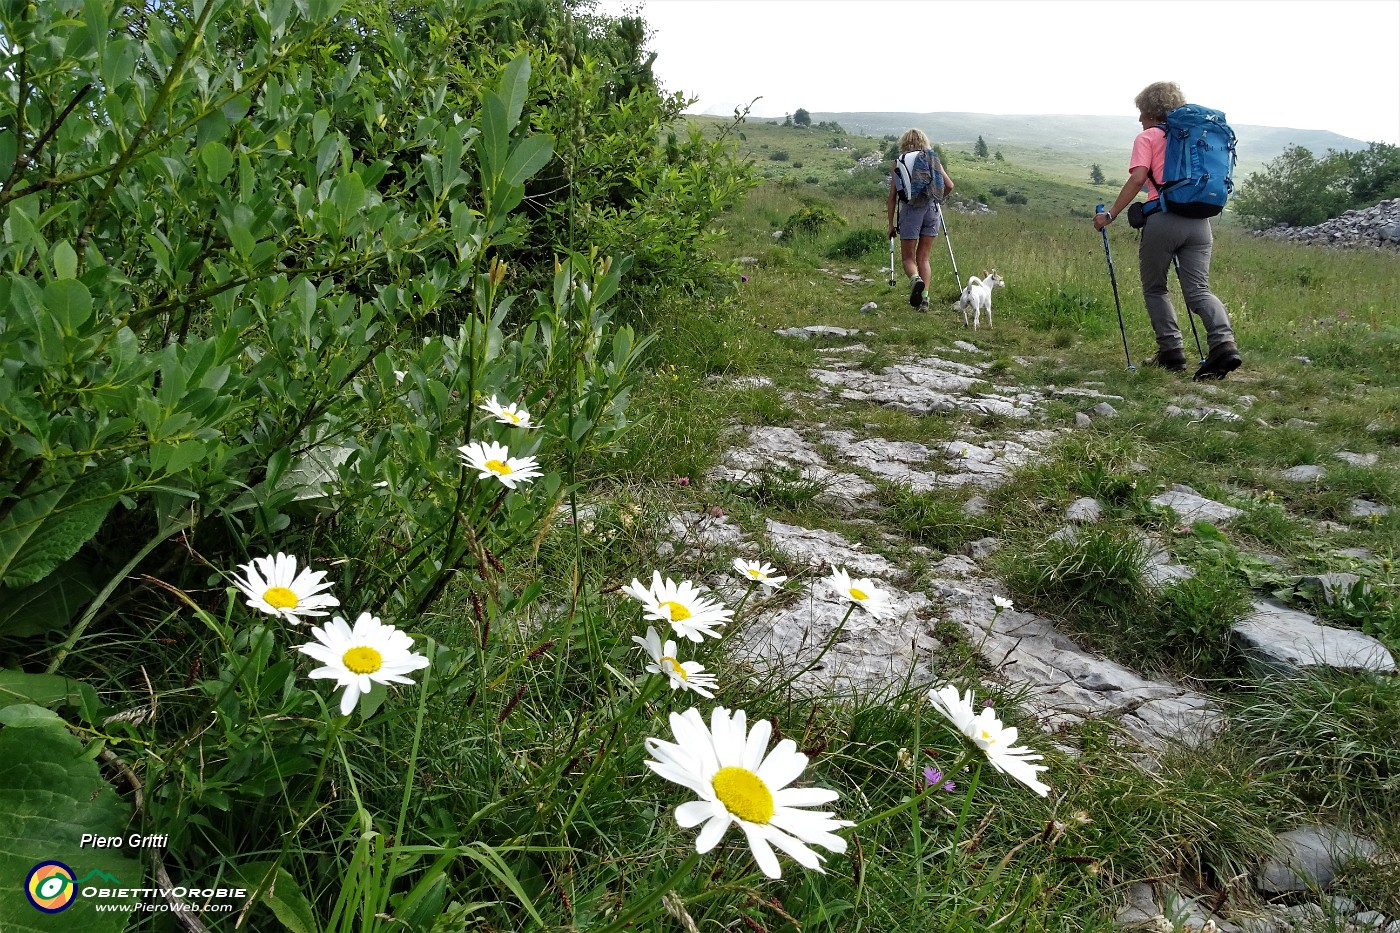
[{"xmin": 782, "ymin": 111, "xmax": 1369, "ymax": 179}]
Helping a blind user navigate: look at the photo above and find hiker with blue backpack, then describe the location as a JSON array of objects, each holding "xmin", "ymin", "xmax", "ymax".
[
  {"xmin": 1094, "ymin": 81, "xmax": 1242, "ymax": 380},
  {"xmin": 887, "ymin": 129, "xmax": 955, "ymax": 312}
]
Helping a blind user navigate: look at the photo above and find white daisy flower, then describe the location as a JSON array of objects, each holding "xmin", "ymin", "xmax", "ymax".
[
  {"xmin": 993, "ymin": 595, "xmax": 1014, "ymax": 611},
  {"xmin": 732, "ymin": 558, "xmax": 787, "ymax": 590},
  {"xmin": 633, "ymin": 626, "xmax": 718, "ymax": 697},
  {"xmin": 645, "ymin": 706, "xmax": 853, "ymax": 879},
  {"xmin": 927, "ymin": 684, "xmax": 1050, "ymax": 797},
  {"xmin": 479, "ymin": 394, "xmax": 535, "ymax": 428},
  {"xmin": 457, "ymin": 440, "xmax": 542, "ymax": 489},
  {"xmin": 233, "ymin": 553, "xmax": 339, "ymax": 622},
  {"xmin": 827, "ymin": 567, "xmax": 893, "ymax": 618},
  {"xmin": 622, "ymin": 571, "xmax": 732, "ymax": 643},
  {"xmin": 296, "ymin": 613, "xmax": 430, "ymax": 716}
]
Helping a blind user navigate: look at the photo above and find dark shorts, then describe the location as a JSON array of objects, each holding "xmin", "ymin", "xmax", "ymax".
[{"xmin": 897, "ymin": 200, "xmax": 941, "ymax": 240}]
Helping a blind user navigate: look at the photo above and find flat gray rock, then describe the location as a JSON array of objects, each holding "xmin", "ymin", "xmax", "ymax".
[
  {"xmin": 1334, "ymin": 450, "xmax": 1378, "ymax": 467},
  {"xmin": 1255, "ymin": 826, "xmax": 1378, "ymax": 894},
  {"xmin": 775, "ymin": 325, "xmax": 863, "ymax": 340},
  {"xmin": 1149, "ymin": 485, "xmax": 1243, "ymax": 525},
  {"xmin": 1349, "ymin": 499, "xmax": 1392, "ymax": 519},
  {"xmin": 763, "ymin": 519, "xmax": 903, "ymax": 581},
  {"xmin": 936, "ymin": 576, "xmax": 1222, "ymax": 750},
  {"xmin": 1164, "ymin": 403, "xmax": 1242, "ymax": 422},
  {"xmin": 731, "ymin": 583, "xmax": 938, "ymax": 698},
  {"xmin": 1279, "ymin": 464, "xmax": 1326, "ymax": 482},
  {"xmin": 1232, "ymin": 600, "xmax": 1396, "ymax": 675},
  {"xmin": 1299, "ymin": 571, "xmax": 1368, "ymax": 605},
  {"xmin": 1066, "ymin": 497, "xmax": 1103, "ymax": 523}
]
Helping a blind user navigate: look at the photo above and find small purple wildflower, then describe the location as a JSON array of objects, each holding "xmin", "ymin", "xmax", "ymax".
[
  {"xmin": 922, "ymin": 766, "xmax": 956, "ymax": 792},
  {"xmin": 983, "ymin": 698, "xmax": 995, "ymax": 708}
]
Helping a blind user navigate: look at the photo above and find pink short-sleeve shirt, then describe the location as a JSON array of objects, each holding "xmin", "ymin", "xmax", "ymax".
[{"xmin": 1130, "ymin": 127, "xmax": 1167, "ymax": 200}]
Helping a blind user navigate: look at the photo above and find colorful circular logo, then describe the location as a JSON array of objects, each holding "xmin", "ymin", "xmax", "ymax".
[{"xmin": 26, "ymin": 861, "xmax": 77, "ymax": 913}]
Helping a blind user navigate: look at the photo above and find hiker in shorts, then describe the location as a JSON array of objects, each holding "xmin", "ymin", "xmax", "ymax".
[
  {"xmin": 1094, "ymin": 81, "xmax": 1242, "ymax": 380},
  {"xmin": 887, "ymin": 129, "xmax": 954, "ymax": 312}
]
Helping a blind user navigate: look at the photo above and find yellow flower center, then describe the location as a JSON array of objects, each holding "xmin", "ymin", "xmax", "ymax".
[
  {"xmin": 660, "ymin": 656, "xmax": 688, "ymax": 680},
  {"xmin": 263, "ymin": 586, "xmax": 300, "ymax": 610},
  {"xmin": 506, "ymin": 411, "xmax": 523, "ymax": 424},
  {"xmin": 712, "ymin": 766, "xmax": 774, "ymax": 824},
  {"xmin": 747, "ymin": 569, "xmax": 763, "ymax": 579},
  {"xmin": 343, "ymin": 646, "xmax": 384, "ymax": 675},
  {"xmin": 660, "ymin": 600, "xmax": 692, "ymax": 622},
  {"xmin": 978, "ymin": 728, "xmax": 997, "ymax": 745},
  {"xmin": 485, "ymin": 459, "xmax": 513, "ymax": 475},
  {"xmin": 849, "ymin": 587, "xmax": 868, "ymax": 601}
]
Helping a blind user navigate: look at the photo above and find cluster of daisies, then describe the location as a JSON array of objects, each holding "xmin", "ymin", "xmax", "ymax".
[
  {"xmin": 232, "ymin": 552, "xmax": 429, "ymax": 716},
  {"xmin": 622, "ymin": 563, "xmax": 1051, "ymax": 879},
  {"xmin": 229, "ymin": 395, "xmax": 540, "ymax": 715}
]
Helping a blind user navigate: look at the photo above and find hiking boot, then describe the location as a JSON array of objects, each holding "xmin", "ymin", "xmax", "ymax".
[
  {"xmin": 1142, "ymin": 348, "xmax": 1187, "ymax": 372},
  {"xmin": 1194, "ymin": 341, "xmax": 1241, "ymax": 381},
  {"xmin": 909, "ymin": 276, "xmax": 926, "ymax": 308},
  {"xmin": 918, "ymin": 297, "xmax": 930, "ymax": 313}
]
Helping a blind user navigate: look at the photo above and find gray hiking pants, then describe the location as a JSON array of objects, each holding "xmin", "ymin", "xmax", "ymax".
[{"xmin": 1138, "ymin": 210, "xmax": 1236, "ymax": 353}]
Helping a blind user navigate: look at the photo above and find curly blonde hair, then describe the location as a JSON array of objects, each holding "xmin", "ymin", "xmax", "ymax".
[
  {"xmin": 1134, "ymin": 82, "xmax": 1186, "ymax": 123},
  {"xmin": 898, "ymin": 128, "xmax": 931, "ymax": 153}
]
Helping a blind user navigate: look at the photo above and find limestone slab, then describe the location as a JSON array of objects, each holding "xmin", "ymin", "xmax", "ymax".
[{"xmin": 1232, "ymin": 600, "xmax": 1396, "ymax": 674}]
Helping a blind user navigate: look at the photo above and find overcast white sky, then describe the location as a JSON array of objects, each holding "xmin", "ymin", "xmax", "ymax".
[{"xmin": 594, "ymin": 0, "xmax": 1400, "ymax": 145}]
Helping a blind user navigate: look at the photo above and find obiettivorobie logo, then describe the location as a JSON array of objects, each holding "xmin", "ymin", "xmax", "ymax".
[
  {"xmin": 25, "ymin": 862, "xmax": 119, "ymax": 913},
  {"xmin": 24, "ymin": 861, "xmax": 246, "ymax": 915}
]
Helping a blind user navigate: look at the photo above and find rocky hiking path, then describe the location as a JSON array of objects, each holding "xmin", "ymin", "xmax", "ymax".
[{"xmin": 659, "ymin": 326, "xmax": 1397, "ymax": 932}]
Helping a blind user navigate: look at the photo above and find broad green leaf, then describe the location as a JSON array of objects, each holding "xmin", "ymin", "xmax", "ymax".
[
  {"xmin": 200, "ymin": 141, "xmax": 234, "ymax": 184},
  {"xmin": 43, "ymin": 279, "xmax": 94, "ymax": 331},
  {"xmin": 0, "ymin": 703, "xmax": 64, "ymax": 727},
  {"xmin": 497, "ymin": 53, "xmax": 531, "ymax": 133},
  {"xmin": 235, "ymin": 862, "xmax": 320, "ymax": 933},
  {"xmin": 52, "ymin": 241, "xmax": 78, "ymax": 280},
  {"xmin": 332, "ymin": 172, "xmax": 365, "ymax": 218},
  {"xmin": 0, "ymin": 722, "xmax": 141, "ymax": 933},
  {"xmin": 0, "ymin": 467, "xmax": 124, "ymax": 588},
  {"xmin": 0, "ymin": 559, "xmax": 99, "ymax": 638},
  {"xmin": 0, "ymin": 670, "xmax": 99, "ymax": 712},
  {"xmin": 502, "ymin": 134, "xmax": 554, "ymax": 186}
]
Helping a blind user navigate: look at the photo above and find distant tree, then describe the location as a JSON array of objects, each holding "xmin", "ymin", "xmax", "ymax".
[
  {"xmin": 994, "ymin": 149, "xmax": 1004, "ymax": 161},
  {"xmin": 975, "ymin": 135, "xmax": 989, "ymax": 158},
  {"xmin": 793, "ymin": 108, "xmax": 811, "ymax": 126},
  {"xmin": 1234, "ymin": 145, "xmax": 1351, "ymax": 227},
  {"xmin": 1343, "ymin": 142, "xmax": 1400, "ymax": 204},
  {"xmin": 1090, "ymin": 163, "xmax": 1105, "ymax": 185}
]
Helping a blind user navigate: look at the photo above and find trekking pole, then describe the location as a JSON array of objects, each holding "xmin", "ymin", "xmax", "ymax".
[
  {"xmin": 889, "ymin": 207, "xmax": 897, "ymax": 287},
  {"xmin": 935, "ymin": 202, "xmax": 962, "ymax": 292},
  {"xmin": 1096, "ymin": 204, "xmax": 1136, "ymax": 372},
  {"xmin": 1172, "ymin": 256, "xmax": 1206, "ymax": 362}
]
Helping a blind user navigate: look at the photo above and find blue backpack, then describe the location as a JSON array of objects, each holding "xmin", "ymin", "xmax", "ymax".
[
  {"xmin": 1148, "ymin": 104, "xmax": 1237, "ymax": 218},
  {"xmin": 894, "ymin": 149, "xmax": 945, "ymax": 204}
]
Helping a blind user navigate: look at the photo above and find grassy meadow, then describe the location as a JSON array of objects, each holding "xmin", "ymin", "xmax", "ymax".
[{"xmin": 523, "ymin": 115, "xmax": 1400, "ymax": 929}]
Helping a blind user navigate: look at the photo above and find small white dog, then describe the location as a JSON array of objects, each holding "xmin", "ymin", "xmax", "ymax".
[{"xmin": 953, "ymin": 271, "xmax": 1005, "ymax": 330}]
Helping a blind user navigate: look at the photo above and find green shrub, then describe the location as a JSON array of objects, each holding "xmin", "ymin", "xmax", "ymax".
[
  {"xmin": 769, "ymin": 149, "xmax": 790, "ymax": 161},
  {"xmin": 826, "ymin": 228, "xmax": 888, "ymax": 260},
  {"xmin": 989, "ymin": 185, "xmax": 1008, "ymax": 197},
  {"xmin": 1005, "ymin": 192, "xmax": 1028, "ymax": 204},
  {"xmin": 782, "ymin": 201, "xmax": 847, "ymax": 236}
]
